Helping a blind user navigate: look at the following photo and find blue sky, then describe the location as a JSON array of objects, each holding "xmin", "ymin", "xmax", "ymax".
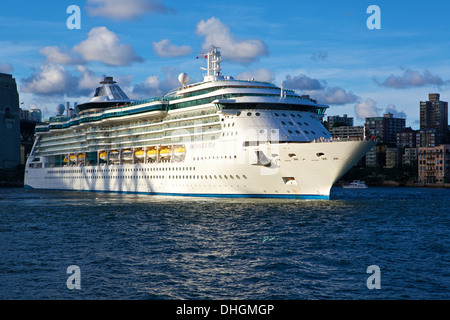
[{"xmin": 1, "ymin": 0, "xmax": 450, "ymax": 127}]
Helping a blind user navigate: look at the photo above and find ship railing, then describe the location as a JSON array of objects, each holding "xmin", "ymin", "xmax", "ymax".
[{"xmin": 312, "ymin": 136, "xmax": 378, "ymax": 143}]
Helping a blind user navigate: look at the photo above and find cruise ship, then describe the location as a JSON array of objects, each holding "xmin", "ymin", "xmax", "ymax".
[{"xmin": 24, "ymin": 46, "xmax": 376, "ymax": 199}]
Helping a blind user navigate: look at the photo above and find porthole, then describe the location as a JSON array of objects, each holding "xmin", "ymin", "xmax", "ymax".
[{"xmin": 247, "ymin": 112, "xmax": 252, "ymax": 116}]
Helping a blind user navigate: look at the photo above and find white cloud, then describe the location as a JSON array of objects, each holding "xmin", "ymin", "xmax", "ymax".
[
  {"xmin": 72, "ymin": 27, "xmax": 143, "ymax": 66},
  {"xmin": 86, "ymin": 0, "xmax": 173, "ymax": 21},
  {"xmin": 76, "ymin": 66, "xmax": 102, "ymax": 92},
  {"xmin": 0, "ymin": 61, "xmax": 13, "ymax": 73},
  {"xmin": 374, "ymin": 68, "xmax": 445, "ymax": 89},
  {"xmin": 152, "ymin": 39, "xmax": 192, "ymax": 58},
  {"xmin": 20, "ymin": 64, "xmax": 78, "ymax": 96},
  {"xmin": 283, "ymin": 74, "xmax": 325, "ymax": 90},
  {"xmin": 132, "ymin": 67, "xmax": 181, "ymax": 98},
  {"xmin": 385, "ymin": 103, "xmax": 407, "ymax": 119},
  {"xmin": 196, "ymin": 17, "xmax": 268, "ymax": 64},
  {"xmin": 354, "ymin": 98, "xmax": 382, "ymax": 120},
  {"xmin": 39, "ymin": 46, "xmax": 84, "ymax": 65},
  {"xmin": 307, "ymin": 87, "xmax": 359, "ymax": 106},
  {"xmin": 19, "ymin": 64, "xmax": 111, "ymax": 98},
  {"xmin": 236, "ymin": 68, "xmax": 274, "ymax": 83}
]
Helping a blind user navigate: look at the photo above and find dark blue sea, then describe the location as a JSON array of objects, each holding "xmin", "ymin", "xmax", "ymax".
[{"xmin": 0, "ymin": 186, "xmax": 448, "ymax": 300}]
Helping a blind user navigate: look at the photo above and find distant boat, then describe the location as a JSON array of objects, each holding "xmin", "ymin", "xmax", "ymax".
[{"xmin": 343, "ymin": 180, "xmax": 368, "ymax": 189}]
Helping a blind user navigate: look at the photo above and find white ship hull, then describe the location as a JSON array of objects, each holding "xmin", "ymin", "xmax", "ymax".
[{"xmin": 24, "ymin": 140, "xmax": 375, "ymax": 199}]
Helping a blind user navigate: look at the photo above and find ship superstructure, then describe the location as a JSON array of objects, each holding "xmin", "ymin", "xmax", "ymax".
[{"xmin": 24, "ymin": 46, "xmax": 375, "ymax": 199}]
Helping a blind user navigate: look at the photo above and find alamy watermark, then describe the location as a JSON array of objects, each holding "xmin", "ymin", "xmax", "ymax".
[
  {"xmin": 66, "ymin": 265, "xmax": 81, "ymax": 290},
  {"xmin": 366, "ymin": 265, "xmax": 381, "ymax": 289},
  {"xmin": 366, "ymin": 5, "xmax": 381, "ymax": 30},
  {"xmin": 67, "ymin": 5, "xmax": 81, "ymax": 30}
]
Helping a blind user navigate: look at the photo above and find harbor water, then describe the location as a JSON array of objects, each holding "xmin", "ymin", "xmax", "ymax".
[{"xmin": 0, "ymin": 186, "xmax": 448, "ymax": 300}]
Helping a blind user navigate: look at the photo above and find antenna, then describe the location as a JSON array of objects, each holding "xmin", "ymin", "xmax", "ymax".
[{"xmin": 200, "ymin": 45, "xmax": 224, "ymax": 82}]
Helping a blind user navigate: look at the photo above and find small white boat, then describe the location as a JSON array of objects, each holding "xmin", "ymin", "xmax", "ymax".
[{"xmin": 343, "ymin": 180, "xmax": 368, "ymax": 189}]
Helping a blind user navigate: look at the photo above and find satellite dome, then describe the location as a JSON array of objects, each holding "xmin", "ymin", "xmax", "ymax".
[
  {"xmin": 56, "ymin": 104, "xmax": 65, "ymax": 115},
  {"xmin": 178, "ymin": 73, "xmax": 189, "ymax": 86}
]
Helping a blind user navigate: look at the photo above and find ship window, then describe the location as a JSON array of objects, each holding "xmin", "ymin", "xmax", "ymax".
[
  {"xmin": 288, "ymin": 122, "xmax": 293, "ymax": 125},
  {"xmin": 295, "ymin": 130, "xmax": 300, "ymax": 134},
  {"xmin": 243, "ymin": 175, "xmax": 248, "ymax": 179},
  {"xmin": 281, "ymin": 121, "xmax": 286, "ymax": 125},
  {"xmin": 255, "ymin": 112, "xmax": 260, "ymax": 116},
  {"xmin": 311, "ymin": 131, "xmax": 316, "ymax": 134},
  {"xmin": 290, "ymin": 114, "xmax": 295, "ymax": 117},
  {"xmin": 274, "ymin": 113, "xmax": 279, "ymax": 117},
  {"xmin": 236, "ymin": 111, "xmax": 241, "ymax": 116},
  {"xmin": 288, "ymin": 130, "xmax": 293, "ymax": 134},
  {"xmin": 247, "ymin": 112, "xmax": 252, "ymax": 116},
  {"xmin": 304, "ymin": 122, "xmax": 309, "ymax": 126},
  {"xmin": 282, "ymin": 113, "xmax": 287, "ymax": 117},
  {"xmin": 297, "ymin": 122, "xmax": 302, "ymax": 126},
  {"xmin": 304, "ymin": 130, "xmax": 309, "ymax": 134}
]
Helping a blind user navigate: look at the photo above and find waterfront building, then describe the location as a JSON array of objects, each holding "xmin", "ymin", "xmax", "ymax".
[
  {"xmin": 365, "ymin": 144, "xmax": 387, "ymax": 167},
  {"xmin": 29, "ymin": 109, "xmax": 42, "ymax": 123},
  {"xmin": 0, "ymin": 73, "xmax": 20, "ymax": 169},
  {"xmin": 416, "ymin": 128, "xmax": 438, "ymax": 148},
  {"xmin": 402, "ymin": 147, "xmax": 417, "ymax": 166},
  {"xmin": 327, "ymin": 114, "xmax": 353, "ymax": 130},
  {"xmin": 418, "ymin": 144, "xmax": 450, "ymax": 184},
  {"xmin": 396, "ymin": 127, "xmax": 416, "ymax": 148},
  {"xmin": 20, "ymin": 108, "xmax": 42, "ymax": 122},
  {"xmin": 365, "ymin": 113, "xmax": 406, "ymax": 144},
  {"xmin": 420, "ymin": 93, "xmax": 448, "ymax": 145},
  {"xmin": 385, "ymin": 147, "xmax": 402, "ymax": 168},
  {"xmin": 329, "ymin": 125, "xmax": 364, "ymax": 139}
]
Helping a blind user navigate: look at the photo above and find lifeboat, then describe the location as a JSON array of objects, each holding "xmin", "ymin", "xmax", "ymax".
[
  {"xmin": 69, "ymin": 154, "xmax": 76, "ymax": 162},
  {"xmin": 147, "ymin": 148, "xmax": 157, "ymax": 159},
  {"xmin": 135, "ymin": 149, "xmax": 145, "ymax": 159},
  {"xmin": 173, "ymin": 147, "xmax": 186, "ymax": 157},
  {"xmin": 99, "ymin": 151, "xmax": 108, "ymax": 161},
  {"xmin": 109, "ymin": 150, "xmax": 119, "ymax": 160},
  {"xmin": 160, "ymin": 147, "xmax": 171, "ymax": 159},
  {"xmin": 77, "ymin": 153, "xmax": 85, "ymax": 160},
  {"xmin": 122, "ymin": 149, "xmax": 133, "ymax": 161}
]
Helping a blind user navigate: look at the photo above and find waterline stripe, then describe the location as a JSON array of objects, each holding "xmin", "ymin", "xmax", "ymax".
[{"xmin": 23, "ymin": 185, "xmax": 329, "ymax": 200}]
